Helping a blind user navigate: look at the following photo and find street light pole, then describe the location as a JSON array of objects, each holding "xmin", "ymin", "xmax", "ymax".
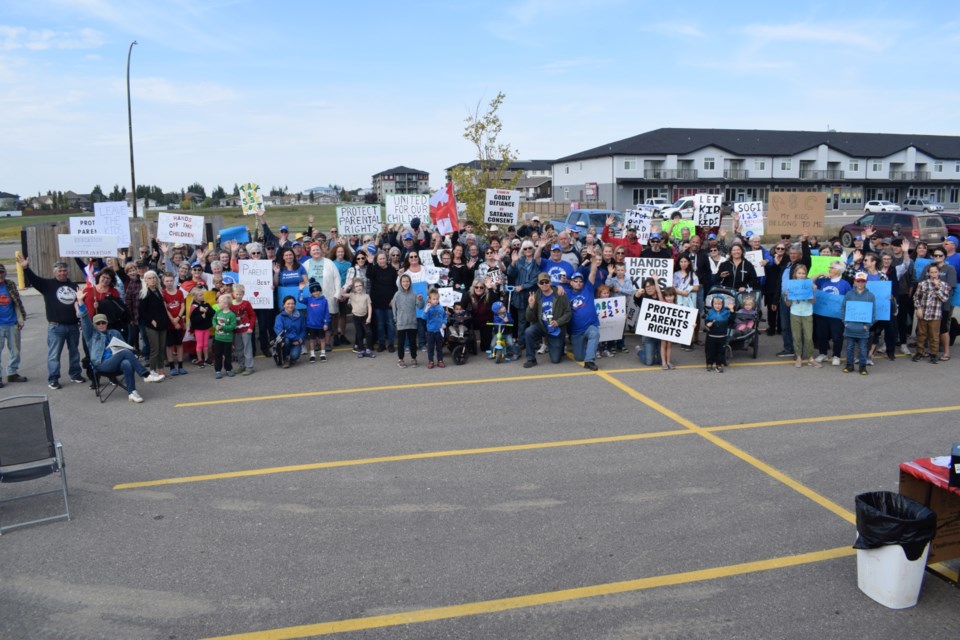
[{"xmin": 127, "ymin": 40, "xmax": 138, "ymax": 218}]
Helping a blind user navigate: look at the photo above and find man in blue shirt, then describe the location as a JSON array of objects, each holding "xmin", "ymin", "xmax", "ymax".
[
  {"xmin": 542, "ymin": 244, "xmax": 574, "ymax": 286},
  {"xmin": 564, "ymin": 254, "xmax": 601, "ymax": 371},
  {"xmin": 0, "ymin": 263, "xmax": 27, "ymax": 387}
]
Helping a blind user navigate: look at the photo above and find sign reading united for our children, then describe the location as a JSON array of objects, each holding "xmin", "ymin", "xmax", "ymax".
[
  {"xmin": 386, "ymin": 194, "xmax": 428, "ymax": 225},
  {"xmin": 337, "ymin": 205, "xmax": 381, "ymax": 235},
  {"xmin": 483, "ymin": 189, "xmax": 520, "ymax": 226}
]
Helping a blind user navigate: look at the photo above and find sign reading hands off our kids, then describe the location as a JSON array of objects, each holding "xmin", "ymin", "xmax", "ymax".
[
  {"xmin": 157, "ymin": 212, "xmax": 204, "ymax": 245},
  {"xmin": 635, "ymin": 297, "xmax": 698, "ymax": 346},
  {"xmin": 625, "ymin": 257, "xmax": 673, "ymax": 290}
]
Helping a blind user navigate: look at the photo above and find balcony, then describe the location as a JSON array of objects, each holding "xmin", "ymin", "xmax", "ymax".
[
  {"xmin": 889, "ymin": 171, "xmax": 931, "ymax": 181},
  {"xmin": 723, "ymin": 169, "xmax": 749, "ymax": 180},
  {"xmin": 799, "ymin": 170, "xmax": 846, "ymax": 180},
  {"xmin": 643, "ymin": 169, "xmax": 699, "ymax": 180}
]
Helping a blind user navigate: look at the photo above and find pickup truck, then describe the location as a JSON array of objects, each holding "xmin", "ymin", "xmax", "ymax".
[
  {"xmin": 548, "ymin": 208, "xmax": 623, "ymax": 235},
  {"xmin": 643, "ymin": 197, "xmax": 672, "ymax": 215}
]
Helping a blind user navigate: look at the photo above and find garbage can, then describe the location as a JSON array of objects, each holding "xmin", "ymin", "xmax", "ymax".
[{"xmin": 853, "ymin": 491, "xmax": 937, "ymax": 609}]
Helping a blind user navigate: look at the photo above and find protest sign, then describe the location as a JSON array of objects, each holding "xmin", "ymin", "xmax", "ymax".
[
  {"xmin": 58, "ymin": 234, "xmax": 118, "ymax": 258},
  {"xmin": 813, "ymin": 290, "xmax": 843, "ymax": 319},
  {"xmin": 786, "ymin": 279, "xmax": 814, "ymax": 301},
  {"xmin": 424, "ymin": 266, "xmax": 443, "ymax": 285},
  {"xmin": 385, "ymin": 194, "xmax": 428, "ymax": 225},
  {"xmin": 70, "ymin": 217, "xmax": 97, "ymax": 235},
  {"xmin": 866, "ymin": 280, "xmax": 892, "ymax": 320},
  {"xmin": 953, "ymin": 285, "xmax": 960, "ymax": 308},
  {"xmin": 277, "ymin": 285, "xmax": 306, "ymax": 311},
  {"xmin": 484, "ymin": 189, "xmax": 520, "ymax": 226},
  {"xmin": 438, "ymin": 287, "xmax": 460, "ymax": 308},
  {"xmin": 844, "ymin": 300, "xmax": 873, "ymax": 323},
  {"xmin": 596, "ymin": 296, "xmax": 626, "ymax": 342},
  {"xmin": 734, "ymin": 201, "xmax": 764, "ymax": 237},
  {"xmin": 239, "ymin": 182, "xmax": 263, "ymax": 215},
  {"xmin": 625, "ymin": 256, "xmax": 673, "ymax": 290},
  {"xmin": 219, "ymin": 225, "xmax": 250, "ymax": 245},
  {"xmin": 914, "ymin": 257, "xmax": 932, "ymax": 280},
  {"xmin": 695, "ymin": 193, "xmax": 722, "ymax": 228},
  {"xmin": 238, "ymin": 259, "xmax": 274, "ymax": 309},
  {"xmin": 157, "ymin": 212, "xmax": 204, "ymax": 245},
  {"xmin": 94, "ymin": 201, "xmax": 131, "ymax": 247},
  {"xmin": 623, "ymin": 209, "xmax": 652, "ymax": 245},
  {"xmin": 412, "ymin": 282, "xmax": 429, "ymax": 319},
  {"xmin": 418, "ymin": 250, "xmax": 435, "ymax": 266},
  {"xmin": 744, "ymin": 250, "xmax": 766, "ymax": 278},
  {"xmin": 336, "ymin": 205, "xmax": 381, "ymax": 235},
  {"xmin": 808, "ymin": 255, "xmax": 835, "ymax": 278},
  {"xmin": 767, "ymin": 191, "xmax": 825, "ymax": 236},
  {"xmin": 635, "ymin": 297, "xmax": 698, "ymax": 345}
]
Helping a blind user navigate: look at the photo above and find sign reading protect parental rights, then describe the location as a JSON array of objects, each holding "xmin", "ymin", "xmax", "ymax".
[{"xmin": 337, "ymin": 205, "xmax": 381, "ymax": 235}]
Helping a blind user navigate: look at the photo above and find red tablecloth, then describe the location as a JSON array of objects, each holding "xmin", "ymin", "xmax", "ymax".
[{"xmin": 900, "ymin": 457, "xmax": 960, "ymax": 497}]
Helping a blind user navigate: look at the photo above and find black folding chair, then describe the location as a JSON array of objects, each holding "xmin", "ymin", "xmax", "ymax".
[
  {"xmin": 0, "ymin": 394, "xmax": 71, "ymax": 534},
  {"xmin": 82, "ymin": 356, "xmax": 127, "ymax": 403}
]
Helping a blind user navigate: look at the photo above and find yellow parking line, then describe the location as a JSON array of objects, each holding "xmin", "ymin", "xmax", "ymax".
[
  {"xmin": 202, "ymin": 545, "xmax": 854, "ymax": 639},
  {"xmin": 596, "ymin": 372, "xmax": 856, "ymax": 525},
  {"xmin": 113, "ymin": 427, "xmax": 692, "ymax": 490},
  {"xmin": 706, "ymin": 405, "xmax": 960, "ymax": 432}
]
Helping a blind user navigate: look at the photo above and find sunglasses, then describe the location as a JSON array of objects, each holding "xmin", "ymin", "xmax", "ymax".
[
  {"xmin": 615, "ymin": 251, "xmax": 625, "ymax": 255},
  {"xmin": 94, "ymin": 321, "xmax": 107, "ymax": 326},
  {"xmin": 356, "ymin": 255, "xmax": 366, "ymax": 260},
  {"xmin": 650, "ymin": 239, "xmax": 661, "ymax": 242},
  {"xmin": 933, "ymin": 253, "xmax": 945, "ymax": 257},
  {"xmin": 538, "ymin": 280, "xmax": 551, "ymax": 285},
  {"xmin": 250, "ymin": 251, "xmax": 261, "ymax": 255},
  {"xmin": 774, "ymin": 247, "xmax": 785, "ymax": 251},
  {"xmin": 474, "ymin": 286, "xmax": 484, "ymax": 290}
]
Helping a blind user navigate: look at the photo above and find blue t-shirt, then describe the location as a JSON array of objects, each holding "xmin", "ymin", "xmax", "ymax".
[
  {"xmin": 0, "ymin": 283, "xmax": 15, "ymax": 326},
  {"xmin": 814, "ymin": 276, "xmax": 851, "ymax": 297},
  {"xmin": 540, "ymin": 293, "xmax": 561, "ymax": 336},
  {"xmin": 542, "ymin": 259, "xmax": 574, "ymax": 285},
  {"xmin": 278, "ymin": 265, "xmax": 306, "ymax": 288},
  {"xmin": 567, "ymin": 281, "xmax": 598, "ymax": 335}
]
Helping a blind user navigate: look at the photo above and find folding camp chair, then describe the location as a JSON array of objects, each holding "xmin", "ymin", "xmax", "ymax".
[
  {"xmin": 82, "ymin": 356, "xmax": 127, "ymax": 403},
  {"xmin": 0, "ymin": 394, "xmax": 70, "ymax": 534}
]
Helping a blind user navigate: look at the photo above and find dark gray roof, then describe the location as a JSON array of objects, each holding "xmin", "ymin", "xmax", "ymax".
[
  {"xmin": 446, "ymin": 159, "xmax": 553, "ymax": 172},
  {"xmin": 372, "ymin": 166, "xmax": 428, "ymax": 177},
  {"xmin": 556, "ymin": 128, "xmax": 960, "ymax": 162},
  {"xmin": 0, "ymin": 191, "xmax": 19, "ymax": 199}
]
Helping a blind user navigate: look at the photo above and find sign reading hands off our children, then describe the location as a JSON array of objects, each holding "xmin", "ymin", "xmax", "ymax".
[
  {"xmin": 157, "ymin": 212, "xmax": 204, "ymax": 245},
  {"xmin": 635, "ymin": 297, "xmax": 698, "ymax": 346}
]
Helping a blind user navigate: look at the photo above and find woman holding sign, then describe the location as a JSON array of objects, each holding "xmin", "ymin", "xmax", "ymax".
[{"xmin": 716, "ymin": 245, "xmax": 758, "ymax": 293}]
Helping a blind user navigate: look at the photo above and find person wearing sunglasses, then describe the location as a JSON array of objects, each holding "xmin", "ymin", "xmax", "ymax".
[
  {"xmin": 507, "ymin": 239, "xmax": 547, "ymax": 347},
  {"xmin": 601, "ymin": 213, "xmax": 642, "ymax": 258},
  {"xmin": 640, "ymin": 233, "xmax": 670, "ymax": 258}
]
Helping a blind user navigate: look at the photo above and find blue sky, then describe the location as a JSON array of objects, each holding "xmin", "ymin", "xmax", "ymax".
[{"xmin": 3, "ymin": 0, "xmax": 959, "ymax": 198}]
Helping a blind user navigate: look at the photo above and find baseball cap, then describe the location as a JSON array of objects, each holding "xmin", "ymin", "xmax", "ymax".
[
  {"xmin": 295, "ymin": 233, "xmax": 304, "ymax": 241},
  {"xmin": 222, "ymin": 275, "xmax": 235, "ymax": 285},
  {"xmin": 537, "ymin": 273, "xmax": 551, "ymax": 283},
  {"xmin": 191, "ymin": 261, "xmax": 202, "ymax": 269},
  {"xmin": 292, "ymin": 241, "xmax": 302, "ymax": 247},
  {"xmin": 570, "ymin": 272, "xmax": 584, "ymax": 280},
  {"xmin": 0, "ymin": 264, "xmax": 6, "ymax": 272},
  {"xmin": 488, "ymin": 225, "xmax": 499, "ymax": 232},
  {"xmin": 403, "ymin": 233, "xmax": 414, "ymax": 240},
  {"xmin": 946, "ymin": 235, "xmax": 959, "ymax": 245},
  {"xmin": 707, "ymin": 233, "xmax": 717, "ymax": 240},
  {"xmin": 650, "ymin": 233, "xmax": 662, "ymax": 240},
  {"xmin": 279, "ymin": 225, "xmax": 289, "ymax": 232},
  {"xmin": 854, "ymin": 271, "xmax": 868, "ymax": 281},
  {"xmin": 531, "ymin": 216, "xmax": 540, "ymax": 222},
  {"xmin": 551, "ymin": 243, "xmax": 562, "ymax": 251},
  {"xmin": 880, "ymin": 237, "xmax": 892, "ymax": 245},
  {"xmin": 92, "ymin": 314, "xmax": 109, "ymax": 324}
]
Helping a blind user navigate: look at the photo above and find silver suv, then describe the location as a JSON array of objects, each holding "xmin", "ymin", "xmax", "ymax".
[{"xmin": 902, "ymin": 198, "xmax": 944, "ymax": 213}]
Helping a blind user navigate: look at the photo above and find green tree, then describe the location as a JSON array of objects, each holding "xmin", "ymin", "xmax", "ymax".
[
  {"xmin": 447, "ymin": 91, "xmax": 519, "ymax": 228},
  {"xmin": 90, "ymin": 184, "xmax": 104, "ymax": 202},
  {"xmin": 212, "ymin": 185, "xmax": 226, "ymax": 200},
  {"xmin": 186, "ymin": 182, "xmax": 206, "ymax": 199},
  {"xmin": 232, "ymin": 183, "xmax": 240, "ymax": 196},
  {"xmin": 109, "ymin": 184, "xmax": 123, "ymax": 201}
]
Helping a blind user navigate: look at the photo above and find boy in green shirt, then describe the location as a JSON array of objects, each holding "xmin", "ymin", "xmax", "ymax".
[{"xmin": 213, "ymin": 293, "xmax": 237, "ymax": 379}]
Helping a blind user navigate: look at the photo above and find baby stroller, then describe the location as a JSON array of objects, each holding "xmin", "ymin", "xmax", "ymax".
[
  {"xmin": 704, "ymin": 286, "xmax": 760, "ymax": 362},
  {"xmin": 447, "ymin": 311, "xmax": 473, "ymax": 365}
]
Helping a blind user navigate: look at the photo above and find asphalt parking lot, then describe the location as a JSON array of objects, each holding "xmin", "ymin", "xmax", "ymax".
[{"xmin": 1, "ymin": 291, "xmax": 959, "ymax": 640}]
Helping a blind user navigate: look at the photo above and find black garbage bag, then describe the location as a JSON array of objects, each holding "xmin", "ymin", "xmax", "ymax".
[{"xmin": 853, "ymin": 491, "xmax": 937, "ymax": 561}]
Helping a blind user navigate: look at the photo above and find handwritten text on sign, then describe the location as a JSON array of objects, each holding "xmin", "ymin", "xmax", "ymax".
[
  {"xmin": 337, "ymin": 205, "xmax": 381, "ymax": 235},
  {"xmin": 695, "ymin": 193, "xmax": 721, "ymax": 228},
  {"xmin": 238, "ymin": 259, "xmax": 274, "ymax": 309},
  {"xmin": 484, "ymin": 189, "xmax": 520, "ymax": 226},
  {"xmin": 623, "ymin": 209, "xmax": 652, "ymax": 245},
  {"xmin": 70, "ymin": 217, "xmax": 97, "ymax": 235},
  {"xmin": 735, "ymin": 201, "xmax": 765, "ymax": 237},
  {"xmin": 635, "ymin": 297, "xmax": 698, "ymax": 345},
  {"xmin": 595, "ymin": 295, "xmax": 626, "ymax": 342},
  {"xmin": 625, "ymin": 256, "xmax": 673, "ymax": 290},
  {"xmin": 157, "ymin": 212, "xmax": 204, "ymax": 244},
  {"xmin": 386, "ymin": 194, "xmax": 428, "ymax": 225},
  {"xmin": 239, "ymin": 182, "xmax": 263, "ymax": 215},
  {"xmin": 768, "ymin": 191, "xmax": 825, "ymax": 236},
  {"xmin": 94, "ymin": 201, "xmax": 131, "ymax": 247},
  {"xmin": 58, "ymin": 234, "xmax": 118, "ymax": 258}
]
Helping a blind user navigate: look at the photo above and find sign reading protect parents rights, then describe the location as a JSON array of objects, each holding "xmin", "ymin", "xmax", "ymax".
[
  {"xmin": 635, "ymin": 297, "xmax": 698, "ymax": 346},
  {"xmin": 385, "ymin": 194, "xmax": 428, "ymax": 225},
  {"xmin": 157, "ymin": 212, "xmax": 204, "ymax": 245},
  {"xmin": 337, "ymin": 205, "xmax": 381, "ymax": 235},
  {"xmin": 484, "ymin": 189, "xmax": 520, "ymax": 226}
]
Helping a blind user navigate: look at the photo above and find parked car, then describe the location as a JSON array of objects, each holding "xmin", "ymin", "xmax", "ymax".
[
  {"xmin": 863, "ymin": 200, "xmax": 901, "ymax": 213},
  {"xmin": 659, "ymin": 196, "xmax": 697, "ymax": 220},
  {"xmin": 643, "ymin": 197, "xmax": 672, "ymax": 215},
  {"xmin": 937, "ymin": 212, "xmax": 960, "ymax": 237},
  {"xmin": 840, "ymin": 211, "xmax": 947, "ymax": 247},
  {"xmin": 549, "ymin": 208, "xmax": 622, "ymax": 235},
  {"xmin": 901, "ymin": 198, "xmax": 944, "ymax": 213}
]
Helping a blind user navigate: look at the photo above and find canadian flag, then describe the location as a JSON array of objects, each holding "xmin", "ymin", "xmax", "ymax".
[{"xmin": 429, "ymin": 182, "xmax": 459, "ymax": 234}]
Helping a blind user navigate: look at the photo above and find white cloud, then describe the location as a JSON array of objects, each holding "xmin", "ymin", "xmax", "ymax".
[
  {"xmin": 741, "ymin": 22, "xmax": 887, "ymax": 53},
  {"xmin": 643, "ymin": 22, "xmax": 704, "ymax": 38},
  {"xmin": 0, "ymin": 25, "xmax": 104, "ymax": 51},
  {"xmin": 540, "ymin": 57, "xmax": 612, "ymax": 75},
  {"xmin": 121, "ymin": 76, "xmax": 239, "ymax": 106}
]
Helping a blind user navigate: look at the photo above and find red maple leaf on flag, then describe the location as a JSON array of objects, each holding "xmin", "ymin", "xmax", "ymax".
[{"xmin": 429, "ymin": 182, "xmax": 459, "ymax": 233}]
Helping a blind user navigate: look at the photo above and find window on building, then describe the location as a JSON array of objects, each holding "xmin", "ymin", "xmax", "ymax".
[
  {"xmin": 849, "ymin": 160, "xmax": 859, "ymax": 172},
  {"xmin": 780, "ymin": 159, "xmax": 792, "ymax": 171},
  {"xmin": 754, "ymin": 160, "xmax": 766, "ymax": 171},
  {"xmin": 955, "ymin": 162, "xmax": 960, "ymax": 173},
  {"xmin": 632, "ymin": 188, "xmax": 641, "ymax": 205},
  {"xmin": 565, "ymin": 165, "xmax": 569, "ymax": 175},
  {"xmin": 872, "ymin": 160, "xmax": 883, "ymax": 172},
  {"xmin": 703, "ymin": 157, "xmax": 715, "ymax": 170},
  {"xmin": 934, "ymin": 162, "xmax": 944, "ymax": 173},
  {"xmin": 624, "ymin": 158, "xmax": 637, "ymax": 171},
  {"xmin": 563, "ymin": 187, "xmax": 569, "ymax": 200}
]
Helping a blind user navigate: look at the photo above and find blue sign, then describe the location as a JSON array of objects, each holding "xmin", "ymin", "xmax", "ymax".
[
  {"xmin": 866, "ymin": 280, "xmax": 892, "ymax": 321},
  {"xmin": 914, "ymin": 258, "xmax": 932, "ymax": 281},
  {"xmin": 813, "ymin": 290, "xmax": 843, "ymax": 319},
  {"xmin": 952, "ymin": 285, "xmax": 960, "ymax": 308},
  {"xmin": 219, "ymin": 225, "xmax": 250, "ymax": 245},
  {"xmin": 786, "ymin": 279, "xmax": 814, "ymax": 301},
  {"xmin": 277, "ymin": 285, "xmax": 306, "ymax": 310},
  {"xmin": 844, "ymin": 300, "xmax": 873, "ymax": 323},
  {"xmin": 412, "ymin": 282, "xmax": 429, "ymax": 319}
]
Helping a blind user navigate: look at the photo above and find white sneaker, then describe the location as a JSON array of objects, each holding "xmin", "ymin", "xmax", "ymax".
[
  {"xmin": 866, "ymin": 358, "xmax": 875, "ymax": 366},
  {"xmin": 815, "ymin": 354, "xmax": 828, "ymax": 363},
  {"xmin": 145, "ymin": 372, "xmax": 165, "ymax": 383},
  {"xmin": 899, "ymin": 344, "xmax": 911, "ymax": 355},
  {"xmin": 537, "ymin": 344, "xmax": 548, "ymax": 354},
  {"xmin": 832, "ymin": 356, "xmax": 841, "ymax": 366},
  {"xmin": 128, "ymin": 390, "xmax": 144, "ymax": 403}
]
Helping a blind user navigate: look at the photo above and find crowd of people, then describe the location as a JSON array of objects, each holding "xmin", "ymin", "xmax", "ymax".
[{"xmin": 1, "ymin": 208, "xmax": 956, "ymax": 402}]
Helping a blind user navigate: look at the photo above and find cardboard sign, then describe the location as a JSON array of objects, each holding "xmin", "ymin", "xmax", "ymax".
[
  {"xmin": 438, "ymin": 287, "xmax": 460, "ymax": 308},
  {"xmin": 635, "ymin": 297, "xmax": 698, "ymax": 346},
  {"xmin": 813, "ymin": 290, "xmax": 843, "ymax": 319},
  {"xmin": 337, "ymin": 205, "xmax": 382, "ymax": 235},
  {"xmin": 624, "ymin": 209, "xmax": 652, "ymax": 245},
  {"xmin": 484, "ymin": 189, "xmax": 520, "ymax": 226},
  {"xmin": 70, "ymin": 216, "xmax": 97, "ymax": 235},
  {"xmin": 735, "ymin": 201, "xmax": 764, "ymax": 237},
  {"xmin": 238, "ymin": 259, "xmax": 274, "ymax": 309},
  {"xmin": 695, "ymin": 193, "xmax": 721, "ymax": 228},
  {"xmin": 596, "ymin": 295, "xmax": 626, "ymax": 342},
  {"xmin": 844, "ymin": 300, "xmax": 873, "ymax": 323},
  {"xmin": 157, "ymin": 212, "xmax": 204, "ymax": 245},
  {"xmin": 58, "ymin": 234, "xmax": 118, "ymax": 258},
  {"xmin": 866, "ymin": 280, "xmax": 892, "ymax": 321},
  {"xmin": 386, "ymin": 194, "xmax": 428, "ymax": 225},
  {"xmin": 418, "ymin": 250, "xmax": 435, "ymax": 267},
  {"xmin": 767, "ymin": 191, "xmax": 826, "ymax": 236},
  {"xmin": 239, "ymin": 182, "xmax": 263, "ymax": 215},
  {"xmin": 94, "ymin": 201, "xmax": 131, "ymax": 247},
  {"xmin": 625, "ymin": 256, "xmax": 673, "ymax": 290},
  {"xmin": 786, "ymin": 279, "xmax": 814, "ymax": 301},
  {"xmin": 744, "ymin": 250, "xmax": 766, "ymax": 278}
]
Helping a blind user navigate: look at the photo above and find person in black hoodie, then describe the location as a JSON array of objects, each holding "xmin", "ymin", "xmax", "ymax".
[
  {"xmin": 368, "ymin": 251, "xmax": 398, "ymax": 352},
  {"xmin": 137, "ymin": 270, "xmax": 169, "ymax": 377},
  {"xmin": 16, "ymin": 255, "xmax": 85, "ymax": 389}
]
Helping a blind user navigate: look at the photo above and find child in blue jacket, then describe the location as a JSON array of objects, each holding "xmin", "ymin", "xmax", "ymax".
[
  {"xmin": 704, "ymin": 294, "xmax": 732, "ymax": 372},
  {"xmin": 422, "ymin": 289, "xmax": 447, "ymax": 369},
  {"xmin": 300, "ymin": 280, "xmax": 330, "ymax": 362}
]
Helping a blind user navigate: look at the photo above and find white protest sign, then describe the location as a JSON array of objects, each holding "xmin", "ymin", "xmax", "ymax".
[
  {"xmin": 484, "ymin": 189, "xmax": 520, "ymax": 226},
  {"xmin": 438, "ymin": 287, "xmax": 460, "ymax": 308},
  {"xmin": 695, "ymin": 193, "xmax": 721, "ymax": 228},
  {"xmin": 418, "ymin": 250, "xmax": 434, "ymax": 266},
  {"xmin": 625, "ymin": 256, "xmax": 673, "ymax": 290},
  {"xmin": 735, "ymin": 201, "xmax": 764, "ymax": 237},
  {"xmin": 635, "ymin": 297, "xmax": 698, "ymax": 346},
  {"xmin": 70, "ymin": 217, "xmax": 97, "ymax": 235},
  {"xmin": 238, "ymin": 259, "xmax": 274, "ymax": 309},
  {"xmin": 745, "ymin": 249, "xmax": 766, "ymax": 278},
  {"xmin": 436, "ymin": 216, "xmax": 453, "ymax": 235},
  {"xmin": 596, "ymin": 295, "xmax": 627, "ymax": 342},
  {"xmin": 386, "ymin": 194, "xmax": 428, "ymax": 225},
  {"xmin": 94, "ymin": 201, "xmax": 131, "ymax": 247},
  {"xmin": 424, "ymin": 266, "xmax": 443, "ymax": 285},
  {"xmin": 157, "ymin": 212, "xmax": 205, "ymax": 245},
  {"xmin": 336, "ymin": 205, "xmax": 381, "ymax": 235},
  {"xmin": 58, "ymin": 234, "xmax": 118, "ymax": 258},
  {"xmin": 239, "ymin": 182, "xmax": 263, "ymax": 215},
  {"xmin": 624, "ymin": 209, "xmax": 652, "ymax": 245}
]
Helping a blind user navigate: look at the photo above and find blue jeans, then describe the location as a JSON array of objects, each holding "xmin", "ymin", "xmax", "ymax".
[
  {"xmin": 47, "ymin": 323, "xmax": 82, "ymax": 384},
  {"xmin": 571, "ymin": 325, "xmax": 600, "ymax": 363},
  {"xmin": 374, "ymin": 307, "xmax": 395, "ymax": 347},
  {"xmin": 0, "ymin": 324, "xmax": 21, "ymax": 376},
  {"xmin": 417, "ymin": 318, "xmax": 427, "ymax": 346},
  {"xmin": 638, "ymin": 335, "xmax": 662, "ymax": 366},
  {"xmin": 780, "ymin": 298, "xmax": 794, "ymax": 352},
  {"xmin": 426, "ymin": 331, "xmax": 444, "ymax": 362},
  {"xmin": 95, "ymin": 350, "xmax": 149, "ymax": 392},
  {"xmin": 524, "ymin": 324, "xmax": 565, "ymax": 363},
  {"xmin": 846, "ymin": 335, "xmax": 869, "ymax": 367},
  {"xmin": 283, "ymin": 338, "xmax": 302, "ymax": 362}
]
